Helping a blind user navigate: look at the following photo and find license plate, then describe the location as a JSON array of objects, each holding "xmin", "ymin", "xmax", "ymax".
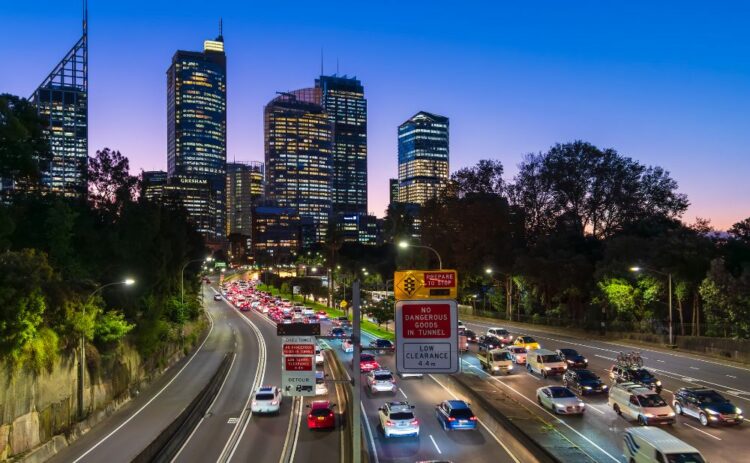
[
  {"xmin": 398, "ymin": 422, "xmax": 407, "ymax": 427},
  {"xmin": 318, "ymin": 417, "xmax": 325, "ymax": 421}
]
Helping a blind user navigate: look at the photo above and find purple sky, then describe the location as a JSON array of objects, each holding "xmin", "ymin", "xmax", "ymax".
[{"xmin": 3, "ymin": 1, "xmax": 749, "ymax": 228}]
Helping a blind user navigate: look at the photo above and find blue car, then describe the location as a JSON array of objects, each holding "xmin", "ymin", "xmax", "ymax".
[{"xmin": 435, "ymin": 400, "xmax": 478, "ymax": 431}]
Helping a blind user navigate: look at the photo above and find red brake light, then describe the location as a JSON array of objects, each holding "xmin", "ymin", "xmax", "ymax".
[
  {"xmin": 470, "ymin": 416, "xmax": 478, "ymax": 421},
  {"xmin": 448, "ymin": 417, "xmax": 456, "ymax": 422},
  {"xmin": 385, "ymin": 420, "xmax": 394, "ymax": 426},
  {"xmin": 411, "ymin": 419, "xmax": 419, "ymax": 425},
  {"xmin": 329, "ymin": 412, "xmax": 334, "ymax": 417}
]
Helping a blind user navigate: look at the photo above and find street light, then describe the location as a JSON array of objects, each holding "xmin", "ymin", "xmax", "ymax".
[
  {"xmin": 397, "ymin": 240, "xmax": 443, "ymax": 269},
  {"xmin": 630, "ymin": 266, "xmax": 674, "ymax": 346},
  {"xmin": 79, "ymin": 278, "xmax": 135, "ymax": 418},
  {"xmin": 181, "ymin": 256, "xmax": 212, "ymax": 306}
]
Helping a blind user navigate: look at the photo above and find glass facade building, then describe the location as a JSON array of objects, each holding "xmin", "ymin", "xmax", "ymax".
[
  {"xmin": 30, "ymin": 19, "xmax": 88, "ymax": 198},
  {"xmin": 226, "ymin": 161, "xmax": 264, "ymax": 237},
  {"xmin": 264, "ymin": 90, "xmax": 333, "ymax": 243},
  {"xmin": 389, "ymin": 178, "xmax": 399, "ymax": 206},
  {"xmin": 167, "ymin": 34, "xmax": 227, "ymax": 241},
  {"xmin": 141, "ymin": 170, "xmax": 167, "ymax": 202},
  {"xmin": 334, "ymin": 212, "xmax": 380, "ymax": 246},
  {"xmin": 315, "ymin": 75, "xmax": 367, "ymax": 215},
  {"xmin": 397, "ymin": 111, "xmax": 449, "ymax": 205},
  {"xmin": 251, "ymin": 205, "xmax": 303, "ymax": 265}
]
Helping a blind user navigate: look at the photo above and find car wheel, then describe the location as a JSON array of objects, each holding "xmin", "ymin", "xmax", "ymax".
[
  {"xmin": 700, "ymin": 413, "xmax": 709, "ymax": 427},
  {"xmin": 639, "ymin": 415, "xmax": 648, "ymax": 426},
  {"xmin": 527, "ymin": 364, "xmax": 531, "ymax": 372},
  {"xmin": 674, "ymin": 403, "xmax": 683, "ymax": 415},
  {"xmin": 542, "ymin": 370, "xmax": 548, "ymax": 379},
  {"xmin": 537, "ymin": 395, "xmax": 542, "ymax": 405},
  {"xmin": 613, "ymin": 404, "xmax": 621, "ymax": 415}
]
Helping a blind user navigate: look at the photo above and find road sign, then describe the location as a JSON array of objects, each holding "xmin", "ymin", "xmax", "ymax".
[
  {"xmin": 281, "ymin": 336, "xmax": 316, "ymax": 396},
  {"xmin": 277, "ymin": 322, "xmax": 320, "ymax": 336},
  {"xmin": 394, "ymin": 270, "xmax": 458, "ymax": 300},
  {"xmin": 395, "ymin": 299, "xmax": 459, "ymax": 374}
]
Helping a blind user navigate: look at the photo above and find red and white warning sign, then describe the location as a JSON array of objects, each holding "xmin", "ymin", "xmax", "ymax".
[
  {"xmin": 396, "ymin": 299, "xmax": 459, "ymax": 374},
  {"xmin": 281, "ymin": 336, "xmax": 316, "ymax": 396}
]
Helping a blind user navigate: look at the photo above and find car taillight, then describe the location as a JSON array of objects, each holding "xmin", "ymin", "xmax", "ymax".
[
  {"xmin": 410, "ymin": 419, "xmax": 419, "ymax": 425},
  {"xmin": 252, "ymin": 400, "xmax": 257, "ymax": 405},
  {"xmin": 470, "ymin": 416, "xmax": 477, "ymax": 421},
  {"xmin": 271, "ymin": 400, "xmax": 279, "ymax": 405},
  {"xmin": 385, "ymin": 420, "xmax": 394, "ymax": 426},
  {"xmin": 448, "ymin": 417, "xmax": 456, "ymax": 422},
  {"xmin": 329, "ymin": 412, "xmax": 334, "ymax": 417}
]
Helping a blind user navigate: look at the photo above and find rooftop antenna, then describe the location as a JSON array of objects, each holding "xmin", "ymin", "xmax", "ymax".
[
  {"xmin": 220, "ymin": 17, "xmax": 223, "ymax": 36},
  {"xmin": 83, "ymin": 0, "xmax": 88, "ymax": 36}
]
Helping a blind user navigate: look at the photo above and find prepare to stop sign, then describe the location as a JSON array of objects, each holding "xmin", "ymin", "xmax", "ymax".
[{"xmin": 402, "ymin": 303, "xmax": 451, "ymax": 338}]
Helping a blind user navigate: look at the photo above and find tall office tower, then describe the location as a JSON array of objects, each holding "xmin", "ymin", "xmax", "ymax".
[
  {"xmin": 166, "ymin": 30, "xmax": 227, "ymax": 241},
  {"xmin": 397, "ymin": 111, "xmax": 449, "ymax": 205},
  {"xmin": 389, "ymin": 178, "xmax": 399, "ymax": 206},
  {"xmin": 264, "ymin": 90, "xmax": 333, "ymax": 243},
  {"xmin": 141, "ymin": 170, "xmax": 167, "ymax": 202},
  {"xmin": 29, "ymin": 8, "xmax": 88, "ymax": 198},
  {"xmin": 226, "ymin": 161, "xmax": 264, "ymax": 237},
  {"xmin": 315, "ymin": 75, "xmax": 367, "ymax": 215}
]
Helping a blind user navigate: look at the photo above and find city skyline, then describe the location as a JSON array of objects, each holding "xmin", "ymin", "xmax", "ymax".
[{"xmin": 3, "ymin": 1, "xmax": 749, "ymax": 228}]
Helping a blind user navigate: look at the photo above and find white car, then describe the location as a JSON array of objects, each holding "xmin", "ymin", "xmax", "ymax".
[
  {"xmin": 341, "ymin": 339, "xmax": 354, "ymax": 353},
  {"xmin": 367, "ymin": 369, "xmax": 397, "ymax": 394},
  {"xmin": 315, "ymin": 348, "xmax": 324, "ymax": 365},
  {"xmin": 536, "ymin": 386, "xmax": 585, "ymax": 415},
  {"xmin": 506, "ymin": 346, "xmax": 527, "ymax": 365},
  {"xmin": 315, "ymin": 371, "xmax": 328, "ymax": 396},
  {"xmin": 251, "ymin": 386, "xmax": 282, "ymax": 414},
  {"xmin": 378, "ymin": 402, "xmax": 419, "ymax": 438}
]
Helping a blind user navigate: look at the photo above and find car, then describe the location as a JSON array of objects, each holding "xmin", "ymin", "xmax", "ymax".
[
  {"xmin": 316, "ymin": 311, "xmax": 328, "ymax": 320},
  {"xmin": 435, "ymin": 400, "xmax": 478, "ymax": 431},
  {"xmin": 306, "ymin": 400, "xmax": 336, "ymax": 430},
  {"xmin": 315, "ymin": 348, "xmax": 324, "ymax": 365},
  {"xmin": 487, "ymin": 327, "xmax": 513, "ymax": 345},
  {"xmin": 341, "ymin": 338, "xmax": 354, "ymax": 353},
  {"xmin": 328, "ymin": 327, "xmax": 347, "ymax": 338},
  {"xmin": 370, "ymin": 339, "xmax": 395, "ymax": 353},
  {"xmin": 353, "ymin": 353, "xmax": 380, "ymax": 372},
  {"xmin": 213, "ymin": 294, "xmax": 222, "ymax": 301},
  {"xmin": 463, "ymin": 329, "xmax": 478, "ymax": 343},
  {"xmin": 609, "ymin": 365, "xmax": 662, "ymax": 393},
  {"xmin": 477, "ymin": 335, "xmax": 501, "ymax": 352},
  {"xmin": 536, "ymin": 386, "xmax": 585, "ymax": 415},
  {"xmin": 333, "ymin": 316, "xmax": 349, "ymax": 326},
  {"xmin": 527, "ymin": 349, "xmax": 567, "ymax": 377},
  {"xmin": 367, "ymin": 369, "xmax": 397, "ymax": 394},
  {"xmin": 506, "ymin": 346, "xmax": 527, "ymax": 364},
  {"xmin": 562, "ymin": 369, "xmax": 608, "ymax": 395},
  {"xmin": 556, "ymin": 349, "xmax": 588, "ymax": 369},
  {"xmin": 315, "ymin": 370, "xmax": 328, "ymax": 396},
  {"xmin": 251, "ymin": 386, "xmax": 282, "ymax": 414},
  {"xmin": 512, "ymin": 335, "xmax": 541, "ymax": 351},
  {"xmin": 623, "ymin": 427, "xmax": 705, "ymax": 463},
  {"xmin": 378, "ymin": 401, "xmax": 419, "ymax": 438},
  {"xmin": 673, "ymin": 388, "xmax": 743, "ymax": 426}
]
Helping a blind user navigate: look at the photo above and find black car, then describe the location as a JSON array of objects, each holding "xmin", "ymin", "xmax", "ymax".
[
  {"xmin": 463, "ymin": 329, "xmax": 478, "ymax": 343},
  {"xmin": 673, "ymin": 388, "xmax": 743, "ymax": 426},
  {"xmin": 370, "ymin": 339, "xmax": 395, "ymax": 353},
  {"xmin": 556, "ymin": 349, "xmax": 588, "ymax": 369},
  {"xmin": 477, "ymin": 335, "xmax": 500, "ymax": 352},
  {"xmin": 609, "ymin": 365, "xmax": 662, "ymax": 393},
  {"xmin": 562, "ymin": 369, "xmax": 608, "ymax": 395},
  {"xmin": 328, "ymin": 327, "xmax": 347, "ymax": 338}
]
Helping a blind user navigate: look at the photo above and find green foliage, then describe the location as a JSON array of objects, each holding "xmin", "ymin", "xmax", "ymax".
[
  {"xmin": 598, "ymin": 276, "xmax": 661, "ymax": 322},
  {"xmin": 94, "ymin": 311, "xmax": 135, "ymax": 344},
  {"xmin": 15, "ymin": 327, "xmax": 59, "ymax": 373},
  {"xmin": 0, "ymin": 94, "xmax": 49, "ymax": 182},
  {"xmin": 366, "ymin": 299, "xmax": 394, "ymax": 328},
  {"xmin": 699, "ymin": 258, "xmax": 750, "ymax": 338}
]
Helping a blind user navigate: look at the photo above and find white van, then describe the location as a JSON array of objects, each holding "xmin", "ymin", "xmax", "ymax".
[
  {"xmin": 526, "ymin": 349, "xmax": 567, "ymax": 378},
  {"xmin": 623, "ymin": 426, "xmax": 705, "ymax": 463},
  {"xmin": 608, "ymin": 382, "xmax": 675, "ymax": 426}
]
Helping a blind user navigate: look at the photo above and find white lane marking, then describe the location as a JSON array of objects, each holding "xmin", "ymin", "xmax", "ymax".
[
  {"xmin": 429, "ymin": 373, "xmax": 521, "ymax": 463},
  {"xmin": 288, "ymin": 396, "xmax": 303, "ymax": 462},
  {"xmin": 587, "ymin": 404, "xmax": 605, "ymax": 415},
  {"xmin": 171, "ymin": 351, "xmax": 238, "ymax": 462},
  {"xmin": 690, "ymin": 367, "xmax": 699, "ymax": 370},
  {"xmin": 399, "ymin": 388, "xmax": 408, "ymax": 399},
  {"xmin": 72, "ymin": 307, "xmax": 216, "ymax": 463},
  {"xmin": 657, "ymin": 360, "xmax": 665, "ymax": 363},
  {"xmin": 727, "ymin": 375, "xmax": 737, "ymax": 379},
  {"xmin": 683, "ymin": 422, "xmax": 722, "ymax": 440},
  {"xmin": 226, "ymin": 418, "xmax": 239, "ymax": 424},
  {"xmin": 429, "ymin": 434, "xmax": 442, "ymax": 454},
  {"xmin": 330, "ymin": 361, "xmax": 345, "ymax": 463},
  {"xmin": 278, "ymin": 397, "xmax": 298, "ymax": 463},
  {"xmin": 360, "ymin": 401, "xmax": 380, "ymax": 463},
  {"xmin": 594, "ymin": 354, "xmax": 616, "ymax": 362}
]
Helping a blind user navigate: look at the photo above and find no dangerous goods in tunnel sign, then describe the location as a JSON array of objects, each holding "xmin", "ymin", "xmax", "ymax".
[{"xmin": 395, "ymin": 299, "xmax": 459, "ymax": 374}]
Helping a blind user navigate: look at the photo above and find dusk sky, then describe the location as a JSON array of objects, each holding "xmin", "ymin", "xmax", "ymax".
[{"xmin": 3, "ymin": 1, "xmax": 749, "ymax": 228}]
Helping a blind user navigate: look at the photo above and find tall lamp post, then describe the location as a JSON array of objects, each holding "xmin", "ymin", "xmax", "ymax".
[
  {"xmin": 182, "ymin": 256, "xmax": 212, "ymax": 306},
  {"xmin": 398, "ymin": 240, "xmax": 443, "ymax": 269},
  {"xmin": 485, "ymin": 268, "xmax": 514, "ymax": 320},
  {"xmin": 79, "ymin": 278, "xmax": 135, "ymax": 418},
  {"xmin": 630, "ymin": 266, "xmax": 674, "ymax": 346}
]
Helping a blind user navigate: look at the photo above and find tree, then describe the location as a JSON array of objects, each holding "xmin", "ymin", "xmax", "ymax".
[
  {"xmin": 729, "ymin": 217, "xmax": 750, "ymax": 242},
  {"xmin": 88, "ymin": 148, "xmax": 139, "ymax": 215},
  {"xmin": 367, "ymin": 299, "xmax": 394, "ymax": 330},
  {"xmin": 446, "ymin": 159, "xmax": 505, "ymax": 197},
  {"xmin": 0, "ymin": 94, "xmax": 49, "ymax": 188},
  {"xmin": 699, "ymin": 258, "xmax": 750, "ymax": 338}
]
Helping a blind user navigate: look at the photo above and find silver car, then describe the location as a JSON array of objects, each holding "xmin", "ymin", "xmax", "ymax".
[
  {"xmin": 251, "ymin": 386, "xmax": 282, "ymax": 414},
  {"xmin": 367, "ymin": 369, "xmax": 397, "ymax": 394},
  {"xmin": 536, "ymin": 386, "xmax": 585, "ymax": 415},
  {"xmin": 378, "ymin": 402, "xmax": 419, "ymax": 438}
]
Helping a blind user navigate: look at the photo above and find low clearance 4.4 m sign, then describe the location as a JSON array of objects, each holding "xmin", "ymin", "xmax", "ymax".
[{"xmin": 395, "ymin": 300, "xmax": 459, "ymax": 374}]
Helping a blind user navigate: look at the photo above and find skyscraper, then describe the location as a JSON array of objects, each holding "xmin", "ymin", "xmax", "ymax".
[
  {"xmin": 264, "ymin": 89, "xmax": 333, "ymax": 243},
  {"xmin": 30, "ymin": 8, "xmax": 88, "ymax": 198},
  {"xmin": 226, "ymin": 161, "xmax": 264, "ymax": 237},
  {"xmin": 315, "ymin": 75, "xmax": 367, "ymax": 215},
  {"xmin": 389, "ymin": 178, "xmax": 399, "ymax": 206},
  {"xmin": 166, "ymin": 30, "xmax": 227, "ymax": 241},
  {"xmin": 397, "ymin": 111, "xmax": 449, "ymax": 205},
  {"xmin": 141, "ymin": 170, "xmax": 167, "ymax": 202}
]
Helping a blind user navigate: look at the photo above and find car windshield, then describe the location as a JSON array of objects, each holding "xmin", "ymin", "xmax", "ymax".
[
  {"xmin": 541, "ymin": 354, "xmax": 562, "ymax": 363},
  {"xmin": 495, "ymin": 329, "xmax": 509, "ymax": 335},
  {"xmin": 449, "ymin": 409, "xmax": 474, "ymax": 419},
  {"xmin": 311, "ymin": 408, "xmax": 331, "ymax": 417},
  {"xmin": 492, "ymin": 352, "xmax": 512, "ymax": 361},
  {"xmin": 521, "ymin": 336, "xmax": 535, "ymax": 343},
  {"xmin": 560, "ymin": 349, "xmax": 578, "ymax": 356},
  {"xmin": 255, "ymin": 393, "xmax": 275, "ymax": 401},
  {"xmin": 577, "ymin": 371, "xmax": 598, "ymax": 381},
  {"xmin": 549, "ymin": 388, "xmax": 575, "ymax": 398},
  {"xmin": 374, "ymin": 373, "xmax": 393, "ymax": 381},
  {"xmin": 376, "ymin": 340, "xmax": 392, "ymax": 346},
  {"xmin": 696, "ymin": 391, "xmax": 727, "ymax": 403},
  {"xmin": 665, "ymin": 453, "xmax": 706, "ymax": 463},
  {"xmin": 638, "ymin": 394, "xmax": 667, "ymax": 407},
  {"xmin": 512, "ymin": 347, "xmax": 526, "ymax": 353},
  {"xmin": 465, "ymin": 330, "xmax": 476, "ymax": 337},
  {"xmin": 390, "ymin": 412, "xmax": 414, "ymax": 421},
  {"xmin": 632, "ymin": 369, "xmax": 654, "ymax": 380},
  {"xmin": 361, "ymin": 354, "xmax": 375, "ymax": 361}
]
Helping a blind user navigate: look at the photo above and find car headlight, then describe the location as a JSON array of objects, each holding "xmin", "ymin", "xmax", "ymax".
[
  {"xmin": 668, "ymin": 412, "xmax": 675, "ymax": 417},
  {"xmin": 545, "ymin": 367, "xmax": 551, "ymax": 370},
  {"xmin": 602, "ymin": 385, "xmax": 608, "ymax": 389},
  {"xmin": 583, "ymin": 386, "xmax": 592, "ymax": 390},
  {"xmin": 643, "ymin": 413, "xmax": 654, "ymax": 418},
  {"xmin": 737, "ymin": 408, "xmax": 743, "ymax": 415},
  {"xmin": 493, "ymin": 366, "xmax": 500, "ymax": 370},
  {"xmin": 655, "ymin": 381, "xmax": 662, "ymax": 386},
  {"xmin": 584, "ymin": 359, "xmax": 588, "ymax": 363},
  {"xmin": 507, "ymin": 365, "xmax": 513, "ymax": 370},
  {"xmin": 706, "ymin": 408, "xmax": 719, "ymax": 415},
  {"xmin": 567, "ymin": 360, "xmax": 574, "ymax": 364}
]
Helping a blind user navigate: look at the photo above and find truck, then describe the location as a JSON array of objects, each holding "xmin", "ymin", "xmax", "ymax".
[{"xmin": 477, "ymin": 348, "xmax": 514, "ymax": 375}]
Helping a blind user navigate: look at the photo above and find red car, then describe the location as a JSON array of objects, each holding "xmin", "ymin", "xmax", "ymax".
[
  {"xmin": 307, "ymin": 400, "xmax": 336, "ymax": 430},
  {"xmin": 353, "ymin": 353, "xmax": 380, "ymax": 373}
]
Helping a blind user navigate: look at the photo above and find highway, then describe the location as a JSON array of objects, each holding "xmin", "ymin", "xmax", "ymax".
[
  {"xmin": 463, "ymin": 317, "xmax": 750, "ymax": 462},
  {"xmin": 326, "ymin": 320, "xmax": 519, "ymax": 463}
]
